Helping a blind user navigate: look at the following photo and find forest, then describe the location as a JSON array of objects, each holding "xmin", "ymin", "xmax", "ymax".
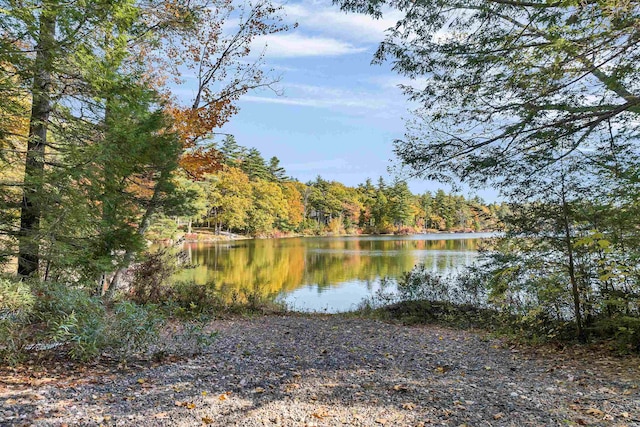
[{"xmin": 157, "ymin": 136, "xmax": 507, "ymax": 239}]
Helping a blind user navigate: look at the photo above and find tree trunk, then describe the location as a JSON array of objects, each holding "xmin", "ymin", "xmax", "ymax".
[
  {"xmin": 561, "ymin": 186, "xmax": 584, "ymax": 342},
  {"xmin": 18, "ymin": 11, "xmax": 56, "ymax": 276},
  {"xmin": 105, "ymin": 173, "xmax": 165, "ymax": 298}
]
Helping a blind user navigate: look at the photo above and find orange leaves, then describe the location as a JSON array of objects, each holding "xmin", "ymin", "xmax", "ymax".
[
  {"xmin": 311, "ymin": 408, "xmax": 330, "ymax": 420},
  {"xmin": 167, "ymin": 105, "xmax": 228, "ymax": 179},
  {"xmin": 168, "ymin": 104, "xmax": 234, "ymax": 149},
  {"xmin": 180, "ymin": 148, "xmax": 224, "ymax": 181}
]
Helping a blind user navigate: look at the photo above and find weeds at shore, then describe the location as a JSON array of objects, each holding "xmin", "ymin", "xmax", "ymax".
[{"xmin": 351, "ymin": 265, "xmax": 640, "ymax": 353}]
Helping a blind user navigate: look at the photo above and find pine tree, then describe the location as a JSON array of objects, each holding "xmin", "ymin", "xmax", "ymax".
[
  {"xmin": 268, "ymin": 156, "xmax": 288, "ymax": 182},
  {"xmin": 241, "ymin": 148, "xmax": 270, "ymax": 181}
]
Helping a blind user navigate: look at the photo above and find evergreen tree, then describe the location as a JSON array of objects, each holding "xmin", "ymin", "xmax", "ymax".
[
  {"xmin": 268, "ymin": 156, "xmax": 288, "ymax": 182},
  {"xmin": 387, "ymin": 179, "xmax": 413, "ymax": 228},
  {"xmin": 241, "ymin": 148, "xmax": 270, "ymax": 181},
  {"xmin": 220, "ymin": 135, "xmax": 244, "ymax": 166}
]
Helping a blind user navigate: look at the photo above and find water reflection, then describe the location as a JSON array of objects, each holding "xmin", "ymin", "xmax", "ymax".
[{"xmin": 176, "ymin": 233, "xmax": 491, "ymax": 312}]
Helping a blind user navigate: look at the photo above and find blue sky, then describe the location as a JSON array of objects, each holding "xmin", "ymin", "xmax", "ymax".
[{"xmin": 176, "ymin": 0, "xmax": 498, "ymax": 201}]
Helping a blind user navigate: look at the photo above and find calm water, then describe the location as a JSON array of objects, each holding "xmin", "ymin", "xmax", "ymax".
[{"xmin": 177, "ymin": 233, "xmax": 492, "ymax": 312}]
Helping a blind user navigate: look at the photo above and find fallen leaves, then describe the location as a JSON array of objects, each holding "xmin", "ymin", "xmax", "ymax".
[
  {"xmin": 434, "ymin": 366, "xmax": 450, "ymax": 374},
  {"xmin": 284, "ymin": 383, "xmax": 300, "ymax": 393},
  {"xmin": 585, "ymin": 408, "xmax": 604, "ymax": 417},
  {"xmin": 311, "ymin": 408, "xmax": 330, "ymax": 420},
  {"xmin": 174, "ymin": 400, "xmax": 196, "ymax": 409}
]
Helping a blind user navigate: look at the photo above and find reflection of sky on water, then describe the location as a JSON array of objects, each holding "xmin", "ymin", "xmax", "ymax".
[
  {"xmin": 281, "ymin": 280, "xmax": 386, "ymax": 313},
  {"xmin": 179, "ymin": 233, "xmax": 494, "ymax": 312},
  {"xmin": 285, "ymin": 251, "xmax": 479, "ymax": 313}
]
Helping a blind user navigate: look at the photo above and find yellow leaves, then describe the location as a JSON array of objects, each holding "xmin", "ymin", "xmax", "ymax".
[
  {"xmin": 401, "ymin": 402, "xmax": 416, "ymax": 410},
  {"xmin": 174, "ymin": 400, "xmax": 196, "ymax": 409},
  {"xmin": 136, "ymin": 378, "xmax": 147, "ymax": 384},
  {"xmin": 202, "ymin": 416, "xmax": 214, "ymax": 424},
  {"xmin": 219, "ymin": 391, "xmax": 232, "ymax": 401}
]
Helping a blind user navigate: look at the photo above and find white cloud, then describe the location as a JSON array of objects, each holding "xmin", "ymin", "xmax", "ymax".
[
  {"xmin": 253, "ymin": 33, "xmax": 367, "ymax": 58},
  {"xmin": 242, "ymin": 93, "xmax": 376, "ymax": 109},
  {"xmin": 282, "ymin": 1, "xmax": 402, "ymax": 43},
  {"xmin": 368, "ymin": 76, "xmax": 430, "ymax": 90},
  {"xmin": 241, "ymin": 81, "xmax": 410, "ymax": 120}
]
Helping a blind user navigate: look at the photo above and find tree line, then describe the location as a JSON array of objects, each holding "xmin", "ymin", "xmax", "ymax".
[{"xmin": 161, "ymin": 136, "xmax": 507, "ymax": 238}]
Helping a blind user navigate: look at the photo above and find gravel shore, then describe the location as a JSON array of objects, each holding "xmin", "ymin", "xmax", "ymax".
[{"xmin": 1, "ymin": 315, "xmax": 639, "ymax": 426}]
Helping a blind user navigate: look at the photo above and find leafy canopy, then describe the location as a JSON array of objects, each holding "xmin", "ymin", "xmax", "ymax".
[{"xmin": 337, "ymin": 0, "xmax": 640, "ymax": 187}]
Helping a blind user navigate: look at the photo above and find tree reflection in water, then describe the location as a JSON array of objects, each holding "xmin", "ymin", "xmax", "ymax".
[{"xmin": 175, "ymin": 234, "xmax": 489, "ymax": 311}]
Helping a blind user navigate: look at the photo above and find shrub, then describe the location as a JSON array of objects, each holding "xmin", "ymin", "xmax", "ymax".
[
  {"xmin": 0, "ymin": 280, "xmax": 167, "ymax": 363},
  {"xmin": 0, "ymin": 277, "xmax": 35, "ymax": 316},
  {"xmin": 166, "ymin": 281, "xmax": 222, "ymax": 317},
  {"xmin": 0, "ymin": 277, "xmax": 35, "ymax": 364},
  {"xmin": 592, "ymin": 316, "xmax": 640, "ymax": 353},
  {"xmin": 129, "ymin": 249, "xmax": 178, "ymax": 304},
  {"xmin": 109, "ymin": 301, "xmax": 164, "ymax": 358}
]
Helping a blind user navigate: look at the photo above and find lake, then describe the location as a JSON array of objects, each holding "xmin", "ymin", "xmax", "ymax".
[{"xmin": 177, "ymin": 233, "xmax": 493, "ymax": 312}]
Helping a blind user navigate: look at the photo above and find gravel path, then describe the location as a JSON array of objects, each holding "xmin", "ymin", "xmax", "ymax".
[{"xmin": 1, "ymin": 315, "xmax": 639, "ymax": 426}]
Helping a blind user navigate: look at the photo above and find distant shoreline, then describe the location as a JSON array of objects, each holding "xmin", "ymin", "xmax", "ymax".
[{"xmin": 177, "ymin": 229, "xmax": 499, "ymax": 243}]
